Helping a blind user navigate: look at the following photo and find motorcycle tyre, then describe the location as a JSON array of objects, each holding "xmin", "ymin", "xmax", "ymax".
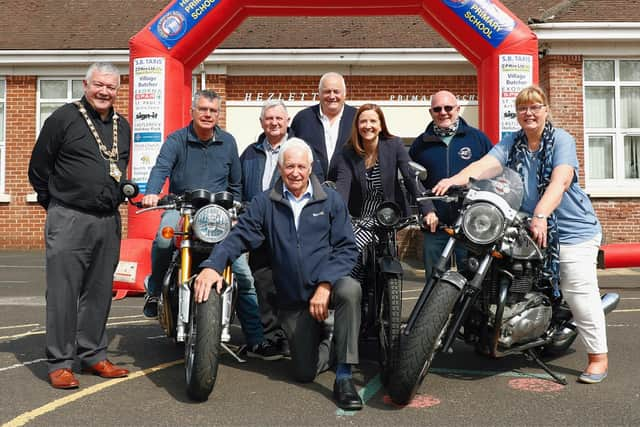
[
  {"xmin": 379, "ymin": 274, "xmax": 402, "ymax": 387},
  {"xmin": 388, "ymin": 280, "xmax": 460, "ymax": 405},
  {"xmin": 185, "ymin": 291, "xmax": 223, "ymax": 402}
]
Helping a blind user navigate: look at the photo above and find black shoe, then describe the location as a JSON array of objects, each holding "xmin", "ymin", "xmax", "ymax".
[
  {"xmin": 143, "ymin": 294, "xmax": 159, "ymax": 318},
  {"xmin": 277, "ymin": 338, "xmax": 291, "ymax": 358},
  {"xmin": 247, "ymin": 341, "xmax": 284, "ymax": 361},
  {"xmin": 333, "ymin": 378, "xmax": 363, "ymax": 410}
]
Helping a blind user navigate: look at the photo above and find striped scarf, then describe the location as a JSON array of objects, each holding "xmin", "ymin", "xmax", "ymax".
[{"xmin": 506, "ymin": 121, "xmax": 561, "ymax": 297}]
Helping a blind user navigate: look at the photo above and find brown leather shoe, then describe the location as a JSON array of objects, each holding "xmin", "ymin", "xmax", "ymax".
[
  {"xmin": 49, "ymin": 368, "xmax": 79, "ymax": 389},
  {"xmin": 82, "ymin": 360, "xmax": 129, "ymax": 378}
]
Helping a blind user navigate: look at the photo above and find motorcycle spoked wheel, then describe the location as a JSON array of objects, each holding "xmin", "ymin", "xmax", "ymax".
[
  {"xmin": 378, "ymin": 273, "xmax": 402, "ymax": 387},
  {"xmin": 388, "ymin": 280, "xmax": 460, "ymax": 405},
  {"xmin": 184, "ymin": 290, "xmax": 223, "ymax": 402}
]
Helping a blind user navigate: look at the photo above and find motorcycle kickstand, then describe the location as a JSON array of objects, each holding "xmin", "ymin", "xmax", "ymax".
[
  {"xmin": 220, "ymin": 342, "xmax": 247, "ymax": 363},
  {"xmin": 524, "ymin": 349, "xmax": 567, "ymax": 385}
]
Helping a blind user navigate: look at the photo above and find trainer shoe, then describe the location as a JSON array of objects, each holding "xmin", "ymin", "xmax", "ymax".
[
  {"xmin": 247, "ymin": 341, "xmax": 284, "ymax": 361},
  {"xmin": 143, "ymin": 294, "xmax": 159, "ymax": 318}
]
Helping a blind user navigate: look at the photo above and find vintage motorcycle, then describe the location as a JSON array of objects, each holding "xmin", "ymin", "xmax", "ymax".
[
  {"xmin": 122, "ymin": 182, "xmax": 241, "ymax": 401},
  {"xmin": 387, "ymin": 168, "xmax": 620, "ymax": 405},
  {"xmin": 354, "ymin": 200, "xmax": 417, "ymax": 384}
]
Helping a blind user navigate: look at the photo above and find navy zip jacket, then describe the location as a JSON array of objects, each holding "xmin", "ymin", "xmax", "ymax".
[
  {"xmin": 409, "ymin": 117, "xmax": 493, "ymax": 225},
  {"xmin": 200, "ymin": 174, "xmax": 358, "ymax": 309},
  {"xmin": 145, "ymin": 122, "xmax": 241, "ymax": 201},
  {"xmin": 290, "ymin": 104, "xmax": 357, "ymax": 182},
  {"xmin": 239, "ymin": 128, "xmax": 294, "ymax": 202}
]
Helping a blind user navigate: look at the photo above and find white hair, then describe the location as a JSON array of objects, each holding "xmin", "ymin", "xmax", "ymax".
[
  {"xmin": 85, "ymin": 62, "xmax": 120, "ymax": 84},
  {"xmin": 277, "ymin": 137, "xmax": 314, "ymax": 167},
  {"xmin": 260, "ymin": 99, "xmax": 288, "ymax": 120},
  {"xmin": 318, "ymin": 72, "xmax": 346, "ymax": 95}
]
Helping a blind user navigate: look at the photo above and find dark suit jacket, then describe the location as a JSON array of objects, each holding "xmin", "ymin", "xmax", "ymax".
[
  {"xmin": 290, "ymin": 104, "xmax": 357, "ymax": 182},
  {"xmin": 334, "ymin": 136, "xmax": 433, "ymax": 217}
]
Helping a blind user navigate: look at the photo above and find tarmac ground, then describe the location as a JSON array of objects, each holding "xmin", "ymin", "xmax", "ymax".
[{"xmin": 1, "ymin": 250, "xmax": 639, "ymax": 426}]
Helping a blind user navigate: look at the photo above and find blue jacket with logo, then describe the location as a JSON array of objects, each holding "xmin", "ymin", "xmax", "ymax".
[
  {"xmin": 200, "ymin": 174, "xmax": 358, "ymax": 309},
  {"xmin": 409, "ymin": 117, "xmax": 493, "ymax": 225}
]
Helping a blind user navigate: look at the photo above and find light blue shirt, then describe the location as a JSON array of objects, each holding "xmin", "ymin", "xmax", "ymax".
[
  {"xmin": 262, "ymin": 139, "xmax": 282, "ymax": 191},
  {"xmin": 283, "ymin": 181, "xmax": 313, "ymax": 230},
  {"xmin": 489, "ymin": 127, "xmax": 601, "ymax": 244}
]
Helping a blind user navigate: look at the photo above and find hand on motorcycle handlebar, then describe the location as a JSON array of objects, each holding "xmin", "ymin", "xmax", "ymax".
[
  {"xmin": 194, "ymin": 268, "xmax": 224, "ymax": 303},
  {"xmin": 432, "ymin": 177, "xmax": 463, "ymax": 196},
  {"xmin": 422, "ymin": 212, "xmax": 439, "ymax": 233},
  {"xmin": 529, "ymin": 217, "xmax": 548, "ymax": 248},
  {"xmin": 141, "ymin": 194, "xmax": 159, "ymax": 208},
  {"xmin": 309, "ymin": 282, "xmax": 331, "ymax": 322}
]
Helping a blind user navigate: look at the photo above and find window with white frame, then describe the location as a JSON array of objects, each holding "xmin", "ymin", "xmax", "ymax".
[
  {"xmin": 0, "ymin": 79, "xmax": 5, "ymax": 196},
  {"xmin": 584, "ymin": 59, "xmax": 640, "ymax": 196},
  {"xmin": 37, "ymin": 78, "xmax": 84, "ymax": 131}
]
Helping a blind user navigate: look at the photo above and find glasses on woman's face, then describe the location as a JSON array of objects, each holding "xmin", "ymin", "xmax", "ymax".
[
  {"xmin": 516, "ymin": 104, "xmax": 546, "ymax": 114},
  {"xmin": 431, "ymin": 105, "xmax": 456, "ymax": 113}
]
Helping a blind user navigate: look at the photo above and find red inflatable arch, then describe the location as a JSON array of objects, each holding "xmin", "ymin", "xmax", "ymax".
[{"xmin": 115, "ymin": 0, "xmax": 542, "ymax": 296}]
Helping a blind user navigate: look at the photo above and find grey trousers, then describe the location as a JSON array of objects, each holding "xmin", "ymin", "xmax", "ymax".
[
  {"xmin": 44, "ymin": 200, "xmax": 121, "ymax": 373},
  {"xmin": 278, "ymin": 276, "xmax": 361, "ymax": 382}
]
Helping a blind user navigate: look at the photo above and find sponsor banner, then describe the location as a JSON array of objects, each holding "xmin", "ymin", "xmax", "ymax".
[
  {"xmin": 150, "ymin": 0, "xmax": 221, "ymax": 50},
  {"xmin": 499, "ymin": 54, "xmax": 533, "ymax": 138},
  {"xmin": 132, "ymin": 57, "xmax": 165, "ymax": 193},
  {"xmin": 443, "ymin": 0, "xmax": 515, "ymax": 48}
]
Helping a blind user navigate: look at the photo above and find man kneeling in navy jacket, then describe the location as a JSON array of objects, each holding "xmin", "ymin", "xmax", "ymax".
[{"xmin": 194, "ymin": 137, "xmax": 363, "ymax": 410}]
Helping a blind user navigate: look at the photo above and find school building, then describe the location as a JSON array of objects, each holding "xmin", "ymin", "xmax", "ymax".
[{"xmin": 0, "ymin": 0, "xmax": 639, "ymax": 253}]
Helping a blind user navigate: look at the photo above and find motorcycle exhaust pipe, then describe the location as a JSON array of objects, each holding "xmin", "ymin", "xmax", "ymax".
[{"xmin": 549, "ymin": 293, "xmax": 620, "ymax": 352}]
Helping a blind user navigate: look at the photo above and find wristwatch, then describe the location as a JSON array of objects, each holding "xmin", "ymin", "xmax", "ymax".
[{"xmin": 533, "ymin": 213, "xmax": 547, "ymax": 219}]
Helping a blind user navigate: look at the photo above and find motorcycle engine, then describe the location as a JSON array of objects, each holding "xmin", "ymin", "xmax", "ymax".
[{"xmin": 490, "ymin": 292, "xmax": 552, "ymax": 348}]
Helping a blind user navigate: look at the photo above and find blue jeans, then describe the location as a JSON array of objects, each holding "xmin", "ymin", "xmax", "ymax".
[
  {"xmin": 148, "ymin": 210, "xmax": 263, "ymax": 347},
  {"xmin": 422, "ymin": 229, "xmax": 467, "ymax": 280}
]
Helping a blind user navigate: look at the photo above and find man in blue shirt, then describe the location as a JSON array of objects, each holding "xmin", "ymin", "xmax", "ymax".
[
  {"xmin": 240, "ymin": 99, "xmax": 294, "ymax": 358},
  {"xmin": 194, "ymin": 138, "xmax": 364, "ymax": 410},
  {"xmin": 141, "ymin": 90, "xmax": 276, "ymax": 360}
]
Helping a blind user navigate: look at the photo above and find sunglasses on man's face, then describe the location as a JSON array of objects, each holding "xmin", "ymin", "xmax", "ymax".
[{"xmin": 431, "ymin": 105, "xmax": 456, "ymax": 113}]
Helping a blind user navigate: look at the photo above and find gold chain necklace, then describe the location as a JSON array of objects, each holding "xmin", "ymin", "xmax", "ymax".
[{"xmin": 75, "ymin": 101, "xmax": 122, "ymax": 182}]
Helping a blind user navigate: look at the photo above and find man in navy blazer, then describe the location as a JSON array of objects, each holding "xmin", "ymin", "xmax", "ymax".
[{"xmin": 291, "ymin": 72, "xmax": 357, "ymax": 182}]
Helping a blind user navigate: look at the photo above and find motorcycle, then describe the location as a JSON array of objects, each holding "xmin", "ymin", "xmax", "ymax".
[
  {"xmin": 387, "ymin": 168, "xmax": 620, "ymax": 405},
  {"xmin": 355, "ymin": 200, "xmax": 417, "ymax": 385},
  {"xmin": 121, "ymin": 182, "xmax": 241, "ymax": 401}
]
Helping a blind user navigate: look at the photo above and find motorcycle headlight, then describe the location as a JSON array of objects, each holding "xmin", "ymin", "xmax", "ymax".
[
  {"xmin": 462, "ymin": 202, "xmax": 505, "ymax": 245},
  {"xmin": 375, "ymin": 201, "xmax": 401, "ymax": 227},
  {"xmin": 192, "ymin": 205, "xmax": 231, "ymax": 243}
]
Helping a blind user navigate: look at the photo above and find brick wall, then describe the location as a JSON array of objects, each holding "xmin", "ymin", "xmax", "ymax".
[
  {"xmin": 225, "ymin": 75, "xmax": 478, "ymax": 101},
  {"xmin": 542, "ymin": 55, "xmax": 640, "ymax": 244},
  {"xmin": 2, "ymin": 69, "xmax": 640, "ymax": 250}
]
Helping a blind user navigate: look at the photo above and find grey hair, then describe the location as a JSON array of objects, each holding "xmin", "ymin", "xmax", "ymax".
[
  {"xmin": 85, "ymin": 62, "xmax": 120, "ymax": 85},
  {"xmin": 260, "ymin": 99, "xmax": 288, "ymax": 120},
  {"xmin": 277, "ymin": 137, "xmax": 314, "ymax": 167},
  {"xmin": 318, "ymin": 72, "xmax": 346, "ymax": 95},
  {"xmin": 192, "ymin": 89, "xmax": 221, "ymax": 108}
]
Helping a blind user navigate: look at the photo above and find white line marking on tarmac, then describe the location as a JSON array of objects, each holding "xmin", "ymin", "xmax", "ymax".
[
  {"xmin": 0, "ymin": 265, "xmax": 44, "ymax": 269},
  {"xmin": 4, "ymin": 359, "xmax": 183, "ymax": 427},
  {"xmin": 612, "ymin": 308, "xmax": 640, "ymax": 313},
  {"xmin": 0, "ymin": 319, "xmax": 154, "ymax": 341},
  {"xmin": 0, "ymin": 358, "xmax": 47, "ymax": 372},
  {"xmin": 0, "ymin": 281, "xmax": 29, "ymax": 284},
  {"xmin": 0, "ymin": 323, "xmax": 39, "ymax": 330}
]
